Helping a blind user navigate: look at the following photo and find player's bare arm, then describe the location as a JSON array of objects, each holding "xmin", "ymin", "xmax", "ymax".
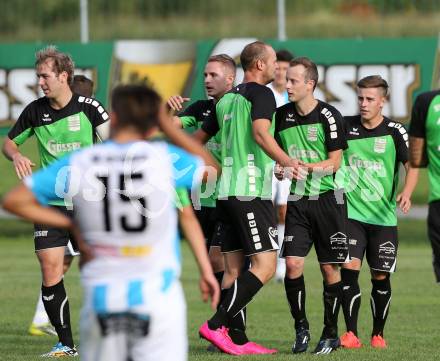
[
  {"xmin": 409, "ymin": 136, "xmax": 428, "ymax": 167},
  {"xmin": 178, "ymin": 205, "xmax": 220, "ymax": 310},
  {"xmin": 158, "ymin": 103, "xmax": 220, "ymax": 175},
  {"xmin": 252, "ymin": 118, "xmax": 305, "ymax": 180},
  {"xmin": 396, "ymin": 162, "xmax": 419, "ymax": 213},
  {"xmin": 2, "ymin": 184, "xmax": 71, "ymax": 228},
  {"xmin": 2, "ymin": 137, "xmax": 36, "ymax": 179},
  {"xmin": 302, "ymin": 149, "xmax": 343, "ymax": 174}
]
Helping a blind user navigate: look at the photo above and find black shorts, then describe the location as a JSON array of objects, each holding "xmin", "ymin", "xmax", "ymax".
[
  {"xmin": 34, "ymin": 205, "xmax": 78, "ymax": 254},
  {"xmin": 281, "ymin": 190, "xmax": 349, "ymax": 263},
  {"xmin": 194, "ymin": 206, "xmax": 218, "ymax": 247},
  {"xmin": 347, "ymin": 219, "xmax": 398, "ymax": 273},
  {"xmin": 215, "ymin": 197, "xmax": 278, "ymax": 256},
  {"xmin": 428, "ymin": 200, "xmax": 440, "ymax": 282}
]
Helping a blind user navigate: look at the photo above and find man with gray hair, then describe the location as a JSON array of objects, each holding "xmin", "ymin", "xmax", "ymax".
[{"xmin": 2, "ymin": 45, "xmax": 109, "ymax": 356}]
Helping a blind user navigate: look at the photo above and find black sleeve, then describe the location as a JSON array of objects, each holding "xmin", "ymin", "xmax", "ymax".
[
  {"xmin": 81, "ymin": 97, "xmax": 109, "ymax": 128},
  {"xmin": 8, "ymin": 103, "xmax": 35, "ymax": 143},
  {"xmin": 393, "ymin": 124, "xmax": 409, "ymax": 164},
  {"xmin": 250, "ymin": 85, "xmax": 276, "ymax": 121},
  {"xmin": 201, "ymin": 110, "xmax": 220, "ymax": 136},
  {"xmin": 274, "ymin": 108, "xmax": 283, "ymax": 146},
  {"xmin": 322, "ymin": 107, "xmax": 348, "ymax": 152},
  {"xmin": 179, "ymin": 100, "xmax": 201, "ymax": 118},
  {"xmin": 408, "ymin": 93, "xmax": 430, "ymax": 138}
]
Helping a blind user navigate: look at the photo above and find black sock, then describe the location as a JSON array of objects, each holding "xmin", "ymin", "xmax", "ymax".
[
  {"xmin": 229, "ymin": 308, "xmax": 248, "ymax": 345},
  {"xmin": 341, "ymin": 269, "xmax": 361, "ymax": 335},
  {"xmin": 370, "ymin": 277, "xmax": 392, "ymax": 337},
  {"xmin": 208, "ymin": 271, "xmax": 263, "ymax": 330},
  {"xmin": 216, "ymin": 287, "xmax": 248, "ymax": 345},
  {"xmin": 321, "ymin": 281, "xmax": 343, "ymax": 339},
  {"xmin": 41, "ymin": 279, "xmax": 74, "ymax": 348},
  {"xmin": 284, "ymin": 275, "xmax": 309, "ymax": 330},
  {"xmin": 214, "ymin": 271, "xmax": 224, "ymax": 287}
]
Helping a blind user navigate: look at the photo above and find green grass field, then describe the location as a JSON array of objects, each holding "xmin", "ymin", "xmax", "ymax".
[{"xmin": 0, "ymin": 218, "xmax": 438, "ymax": 360}]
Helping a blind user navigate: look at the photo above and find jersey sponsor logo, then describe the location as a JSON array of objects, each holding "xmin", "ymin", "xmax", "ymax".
[
  {"xmin": 307, "ymin": 126, "xmax": 318, "ymax": 141},
  {"xmin": 374, "ymin": 138, "xmax": 387, "ymax": 153},
  {"xmin": 67, "ymin": 114, "xmax": 81, "ymax": 132},
  {"xmin": 330, "ymin": 232, "xmax": 347, "ymax": 245},
  {"xmin": 47, "ymin": 140, "xmax": 81, "ymax": 154},
  {"xmin": 42, "ymin": 113, "xmax": 52, "ymax": 122},
  {"xmin": 288, "ymin": 144, "xmax": 318, "ymax": 160},
  {"xmin": 34, "ymin": 230, "xmax": 48, "ymax": 237},
  {"xmin": 349, "ymin": 127, "xmax": 359, "ymax": 136},
  {"xmin": 286, "ymin": 113, "xmax": 295, "ymax": 122},
  {"xmin": 348, "ymin": 154, "xmax": 383, "ymax": 171},
  {"xmin": 378, "ymin": 241, "xmax": 395, "ymax": 255}
]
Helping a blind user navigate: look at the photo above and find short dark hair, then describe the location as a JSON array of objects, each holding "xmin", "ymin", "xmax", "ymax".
[
  {"xmin": 71, "ymin": 75, "xmax": 94, "ymax": 97},
  {"xmin": 276, "ymin": 49, "xmax": 294, "ymax": 63},
  {"xmin": 35, "ymin": 45, "xmax": 75, "ymax": 85},
  {"xmin": 357, "ymin": 75, "xmax": 389, "ymax": 96},
  {"xmin": 111, "ymin": 85, "xmax": 162, "ymax": 133},
  {"xmin": 240, "ymin": 41, "xmax": 269, "ymax": 72},
  {"xmin": 207, "ymin": 54, "xmax": 236, "ymax": 75},
  {"xmin": 289, "ymin": 57, "xmax": 319, "ymax": 90}
]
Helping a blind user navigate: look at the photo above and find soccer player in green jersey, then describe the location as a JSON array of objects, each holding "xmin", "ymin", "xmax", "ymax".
[
  {"xmin": 409, "ymin": 89, "xmax": 440, "ymax": 283},
  {"xmin": 274, "ymin": 57, "xmax": 348, "ymax": 354},
  {"xmin": 167, "ymin": 54, "xmax": 236, "ymax": 287},
  {"xmin": 2, "ymin": 46, "xmax": 109, "ymax": 357},
  {"xmin": 339, "ymin": 76, "xmax": 419, "ymax": 349},
  {"xmin": 195, "ymin": 41, "xmax": 302, "ymax": 355}
]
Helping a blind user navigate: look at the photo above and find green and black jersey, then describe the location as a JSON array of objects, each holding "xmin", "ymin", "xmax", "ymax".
[
  {"xmin": 343, "ymin": 115, "xmax": 408, "ymax": 226},
  {"xmin": 409, "ymin": 90, "xmax": 440, "ymax": 202},
  {"xmin": 8, "ymin": 93, "xmax": 108, "ymax": 205},
  {"xmin": 275, "ymin": 100, "xmax": 347, "ymax": 196},
  {"xmin": 179, "ymin": 99, "xmax": 221, "ymax": 207},
  {"xmin": 202, "ymin": 82, "xmax": 276, "ymax": 199}
]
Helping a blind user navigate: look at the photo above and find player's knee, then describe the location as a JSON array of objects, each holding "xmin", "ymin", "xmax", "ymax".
[
  {"xmin": 209, "ymin": 248, "xmax": 224, "ymax": 273},
  {"xmin": 285, "ymin": 257, "xmax": 304, "ymax": 278},
  {"xmin": 320, "ymin": 263, "xmax": 340, "ymax": 284},
  {"xmin": 371, "ymin": 270, "xmax": 390, "ymax": 281}
]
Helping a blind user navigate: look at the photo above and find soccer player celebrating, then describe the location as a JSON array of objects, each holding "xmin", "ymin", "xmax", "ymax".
[
  {"xmin": 167, "ymin": 54, "xmax": 236, "ymax": 285},
  {"xmin": 195, "ymin": 41, "xmax": 302, "ymax": 355},
  {"xmin": 409, "ymin": 88, "xmax": 440, "ymax": 283},
  {"xmin": 274, "ymin": 57, "xmax": 348, "ymax": 354},
  {"xmin": 3, "ymin": 84, "xmax": 220, "ymax": 361},
  {"xmin": 339, "ymin": 75, "xmax": 418, "ymax": 349},
  {"xmin": 2, "ymin": 46, "xmax": 109, "ymax": 356}
]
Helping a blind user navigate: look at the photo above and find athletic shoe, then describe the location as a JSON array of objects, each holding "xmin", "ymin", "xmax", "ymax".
[
  {"xmin": 28, "ymin": 322, "xmax": 57, "ymax": 336},
  {"xmin": 239, "ymin": 341, "xmax": 277, "ymax": 355},
  {"xmin": 340, "ymin": 331, "xmax": 362, "ymax": 348},
  {"xmin": 371, "ymin": 335, "xmax": 387, "ymax": 348},
  {"xmin": 312, "ymin": 337, "xmax": 340, "ymax": 354},
  {"xmin": 199, "ymin": 322, "xmax": 241, "ymax": 355},
  {"xmin": 292, "ymin": 327, "xmax": 310, "ymax": 353},
  {"xmin": 40, "ymin": 342, "xmax": 78, "ymax": 357}
]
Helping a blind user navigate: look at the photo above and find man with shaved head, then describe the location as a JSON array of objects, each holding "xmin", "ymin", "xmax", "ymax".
[{"xmin": 195, "ymin": 41, "xmax": 303, "ymax": 355}]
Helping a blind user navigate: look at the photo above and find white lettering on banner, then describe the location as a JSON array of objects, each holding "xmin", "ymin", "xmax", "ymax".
[
  {"xmin": 0, "ymin": 68, "xmax": 94, "ymax": 123},
  {"xmin": 314, "ymin": 64, "xmax": 419, "ymax": 121}
]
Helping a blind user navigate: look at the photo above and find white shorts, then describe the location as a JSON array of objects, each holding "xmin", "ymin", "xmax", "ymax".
[
  {"xmin": 79, "ymin": 281, "xmax": 187, "ymax": 361},
  {"xmin": 272, "ymin": 176, "xmax": 291, "ymax": 206}
]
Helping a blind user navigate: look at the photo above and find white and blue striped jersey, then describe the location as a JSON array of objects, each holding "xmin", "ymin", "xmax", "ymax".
[{"xmin": 25, "ymin": 139, "xmax": 203, "ymax": 314}]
